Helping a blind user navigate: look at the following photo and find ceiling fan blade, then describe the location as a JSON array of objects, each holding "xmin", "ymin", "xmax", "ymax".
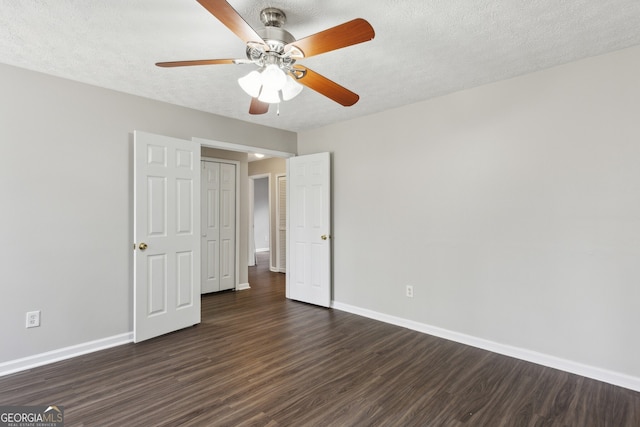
[
  {"xmin": 293, "ymin": 66, "xmax": 359, "ymax": 106},
  {"xmin": 196, "ymin": 0, "xmax": 266, "ymax": 47},
  {"xmin": 249, "ymin": 97, "xmax": 269, "ymax": 115},
  {"xmin": 285, "ymin": 18, "xmax": 374, "ymax": 59},
  {"xmin": 155, "ymin": 59, "xmax": 249, "ymax": 67}
]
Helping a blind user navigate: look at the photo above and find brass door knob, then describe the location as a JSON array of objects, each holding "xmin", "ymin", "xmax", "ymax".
[
  {"xmin": 321, "ymin": 235, "xmax": 329, "ymax": 241},
  {"xmin": 139, "ymin": 242, "xmax": 148, "ymax": 250}
]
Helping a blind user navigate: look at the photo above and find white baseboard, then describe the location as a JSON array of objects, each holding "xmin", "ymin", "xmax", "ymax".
[
  {"xmin": 331, "ymin": 301, "xmax": 640, "ymax": 393},
  {"xmin": 269, "ymin": 266, "xmax": 286, "ymax": 273},
  {"xmin": 0, "ymin": 332, "xmax": 133, "ymax": 377},
  {"xmin": 256, "ymin": 248, "xmax": 269, "ymax": 253},
  {"xmin": 236, "ymin": 282, "xmax": 251, "ymax": 291}
]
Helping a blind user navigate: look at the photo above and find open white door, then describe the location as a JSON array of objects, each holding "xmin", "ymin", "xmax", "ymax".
[
  {"xmin": 133, "ymin": 131, "xmax": 201, "ymax": 342},
  {"xmin": 286, "ymin": 152, "xmax": 331, "ymax": 307}
]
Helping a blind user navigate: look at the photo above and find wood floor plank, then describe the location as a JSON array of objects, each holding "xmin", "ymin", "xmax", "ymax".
[{"xmin": 1, "ymin": 252, "xmax": 639, "ymax": 426}]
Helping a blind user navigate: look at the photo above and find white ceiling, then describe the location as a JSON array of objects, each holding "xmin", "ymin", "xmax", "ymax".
[{"xmin": 2, "ymin": 0, "xmax": 639, "ymax": 132}]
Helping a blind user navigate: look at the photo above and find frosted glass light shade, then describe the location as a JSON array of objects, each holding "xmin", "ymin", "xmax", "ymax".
[
  {"xmin": 258, "ymin": 85, "xmax": 281, "ymax": 103},
  {"xmin": 239, "ymin": 65, "xmax": 300, "ymax": 105},
  {"xmin": 261, "ymin": 64, "xmax": 287, "ymax": 91},
  {"xmin": 238, "ymin": 70, "xmax": 262, "ymax": 98},
  {"xmin": 282, "ymin": 76, "xmax": 303, "ymax": 101}
]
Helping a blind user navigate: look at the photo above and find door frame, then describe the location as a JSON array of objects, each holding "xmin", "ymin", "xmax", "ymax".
[
  {"xmin": 248, "ymin": 173, "xmax": 271, "ymax": 268},
  {"xmin": 193, "ymin": 138, "xmax": 295, "ymax": 160},
  {"xmin": 202, "ymin": 156, "xmax": 241, "ymax": 291}
]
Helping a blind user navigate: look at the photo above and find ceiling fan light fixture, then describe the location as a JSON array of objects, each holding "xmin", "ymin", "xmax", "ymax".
[
  {"xmin": 281, "ymin": 75, "xmax": 303, "ymax": 101},
  {"xmin": 156, "ymin": 3, "xmax": 375, "ymax": 115},
  {"xmin": 242, "ymin": 65, "xmax": 300, "ymax": 104},
  {"xmin": 238, "ymin": 70, "xmax": 263, "ymax": 98}
]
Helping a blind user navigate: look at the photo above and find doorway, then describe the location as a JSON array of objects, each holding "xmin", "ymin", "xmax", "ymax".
[
  {"xmin": 194, "ymin": 137, "xmax": 295, "ymax": 291},
  {"xmin": 134, "ymin": 132, "xmax": 295, "ymax": 342}
]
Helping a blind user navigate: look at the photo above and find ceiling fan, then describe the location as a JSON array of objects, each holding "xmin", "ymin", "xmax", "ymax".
[{"xmin": 156, "ymin": 0, "xmax": 375, "ymax": 115}]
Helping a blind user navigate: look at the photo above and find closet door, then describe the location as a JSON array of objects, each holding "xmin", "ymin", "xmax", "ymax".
[
  {"xmin": 201, "ymin": 161, "xmax": 220, "ymax": 293},
  {"xmin": 201, "ymin": 161, "xmax": 236, "ymax": 293},
  {"xmin": 219, "ymin": 163, "xmax": 236, "ymax": 291}
]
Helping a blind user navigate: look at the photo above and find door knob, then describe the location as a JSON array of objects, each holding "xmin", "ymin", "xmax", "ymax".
[
  {"xmin": 139, "ymin": 242, "xmax": 148, "ymax": 250},
  {"xmin": 321, "ymin": 235, "xmax": 329, "ymax": 241}
]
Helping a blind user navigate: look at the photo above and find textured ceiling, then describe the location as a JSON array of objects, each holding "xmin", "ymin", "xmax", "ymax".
[{"xmin": 1, "ymin": 0, "xmax": 640, "ymax": 132}]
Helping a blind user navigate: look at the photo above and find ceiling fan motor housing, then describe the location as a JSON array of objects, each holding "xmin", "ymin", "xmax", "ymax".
[{"xmin": 258, "ymin": 26, "xmax": 295, "ymax": 52}]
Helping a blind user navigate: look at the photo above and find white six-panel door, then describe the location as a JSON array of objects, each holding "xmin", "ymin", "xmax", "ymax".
[
  {"xmin": 287, "ymin": 153, "xmax": 331, "ymax": 307},
  {"xmin": 133, "ymin": 131, "xmax": 201, "ymax": 343},
  {"xmin": 201, "ymin": 160, "xmax": 236, "ymax": 293},
  {"xmin": 201, "ymin": 161, "xmax": 220, "ymax": 293}
]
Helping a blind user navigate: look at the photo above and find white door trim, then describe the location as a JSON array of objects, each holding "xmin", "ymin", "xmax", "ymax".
[
  {"xmin": 275, "ymin": 173, "xmax": 287, "ymax": 273},
  {"xmin": 192, "ymin": 138, "xmax": 295, "ymax": 159},
  {"xmin": 248, "ymin": 178, "xmax": 255, "ymax": 267},
  {"xmin": 202, "ymin": 156, "xmax": 240, "ymax": 290}
]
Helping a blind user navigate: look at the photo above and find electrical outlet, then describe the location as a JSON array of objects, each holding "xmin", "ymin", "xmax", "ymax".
[
  {"xmin": 406, "ymin": 285, "xmax": 414, "ymax": 298},
  {"xmin": 26, "ymin": 311, "xmax": 40, "ymax": 328}
]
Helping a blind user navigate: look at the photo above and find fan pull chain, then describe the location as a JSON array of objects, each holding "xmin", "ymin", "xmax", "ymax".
[{"xmin": 277, "ymin": 103, "xmax": 280, "ymax": 116}]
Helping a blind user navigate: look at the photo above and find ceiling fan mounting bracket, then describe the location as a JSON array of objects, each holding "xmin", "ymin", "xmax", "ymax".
[{"xmin": 260, "ymin": 7, "xmax": 286, "ymax": 28}]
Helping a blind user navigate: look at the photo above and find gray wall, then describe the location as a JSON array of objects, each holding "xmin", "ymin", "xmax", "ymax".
[
  {"xmin": 0, "ymin": 63, "xmax": 296, "ymax": 363},
  {"xmin": 298, "ymin": 45, "xmax": 640, "ymax": 379}
]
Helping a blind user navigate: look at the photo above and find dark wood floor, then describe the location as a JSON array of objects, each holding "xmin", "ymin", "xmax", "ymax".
[{"xmin": 1, "ymin": 253, "xmax": 639, "ymax": 426}]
